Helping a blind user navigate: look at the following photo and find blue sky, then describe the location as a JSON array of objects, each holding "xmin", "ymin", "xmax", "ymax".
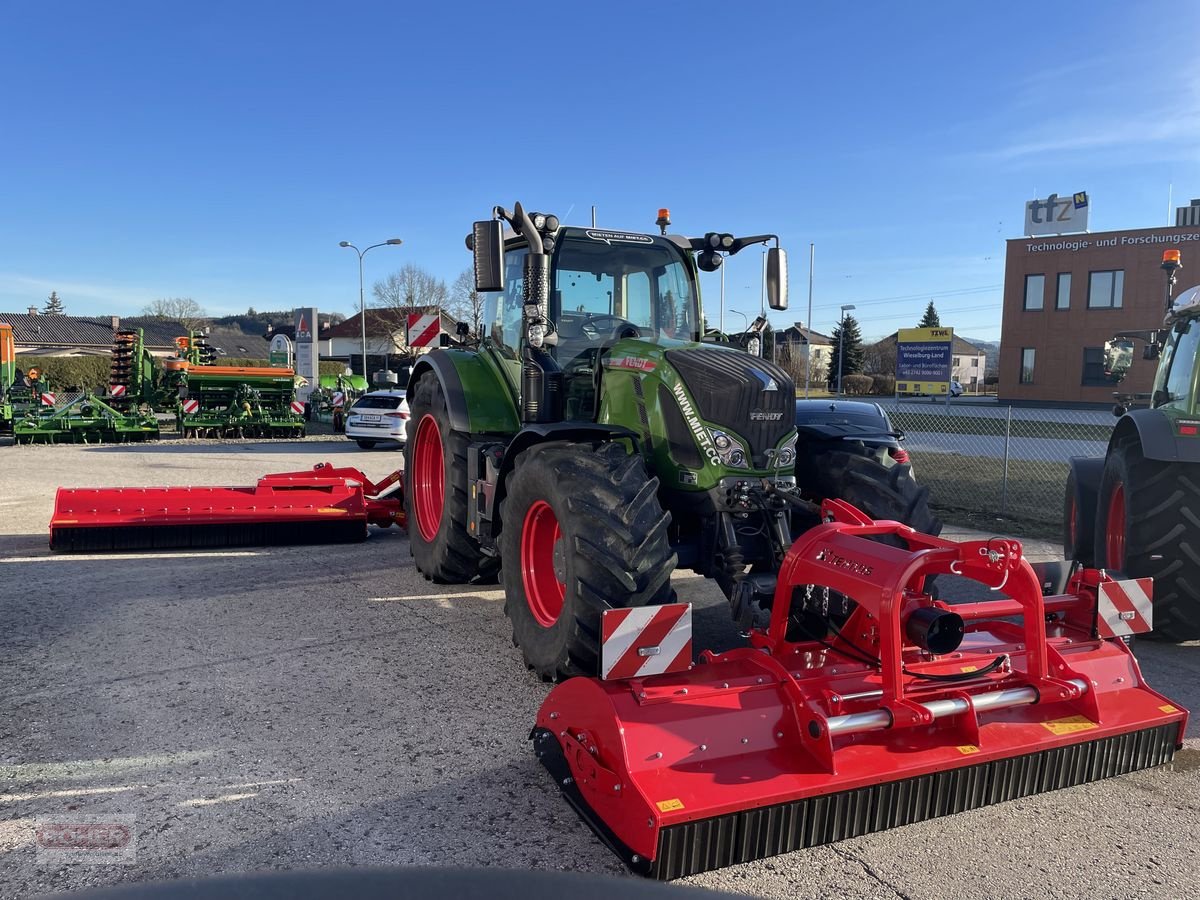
[{"xmin": 2, "ymin": 2, "xmax": 1196, "ymax": 341}]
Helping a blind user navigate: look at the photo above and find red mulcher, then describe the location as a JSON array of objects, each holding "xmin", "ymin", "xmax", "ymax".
[
  {"xmin": 532, "ymin": 501, "xmax": 1187, "ymax": 879},
  {"xmin": 49, "ymin": 463, "xmax": 404, "ymax": 552}
]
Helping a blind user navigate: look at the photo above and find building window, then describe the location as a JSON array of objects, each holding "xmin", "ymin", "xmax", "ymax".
[
  {"xmin": 1024, "ymin": 274, "xmax": 1045, "ymax": 310},
  {"xmin": 1081, "ymin": 347, "xmax": 1108, "ymax": 386},
  {"xmin": 1088, "ymin": 270, "xmax": 1124, "ymax": 309},
  {"xmin": 972, "ymin": 357, "xmax": 980, "ymax": 367},
  {"xmin": 1020, "ymin": 348, "xmax": 1035, "ymax": 384},
  {"xmin": 1056, "ymin": 273, "xmax": 1071, "ymax": 309},
  {"xmin": 953, "ymin": 356, "xmax": 961, "ymax": 366}
]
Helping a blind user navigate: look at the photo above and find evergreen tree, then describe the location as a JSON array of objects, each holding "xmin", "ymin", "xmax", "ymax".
[
  {"xmin": 918, "ymin": 300, "xmax": 940, "ymax": 328},
  {"xmin": 827, "ymin": 314, "xmax": 865, "ymax": 388},
  {"xmin": 42, "ymin": 291, "xmax": 65, "ymax": 315}
]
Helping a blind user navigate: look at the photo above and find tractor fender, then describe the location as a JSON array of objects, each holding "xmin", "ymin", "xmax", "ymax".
[
  {"xmin": 492, "ymin": 423, "xmax": 641, "ymax": 534},
  {"xmin": 408, "ymin": 350, "xmax": 520, "ymax": 436},
  {"xmin": 1111, "ymin": 408, "xmax": 1200, "ymax": 463},
  {"xmin": 1064, "ymin": 456, "xmax": 1104, "ymax": 564}
]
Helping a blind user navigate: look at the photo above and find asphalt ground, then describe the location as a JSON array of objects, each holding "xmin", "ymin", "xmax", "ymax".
[{"xmin": 1, "ymin": 437, "xmax": 1197, "ymax": 899}]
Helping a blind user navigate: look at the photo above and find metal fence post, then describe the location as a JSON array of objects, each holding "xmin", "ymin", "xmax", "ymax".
[{"xmin": 1000, "ymin": 405, "xmax": 1012, "ymax": 515}]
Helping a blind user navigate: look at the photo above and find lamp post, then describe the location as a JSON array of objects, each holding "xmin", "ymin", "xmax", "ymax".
[
  {"xmin": 339, "ymin": 238, "xmax": 403, "ymax": 380},
  {"xmin": 837, "ymin": 303, "xmax": 856, "ymax": 396}
]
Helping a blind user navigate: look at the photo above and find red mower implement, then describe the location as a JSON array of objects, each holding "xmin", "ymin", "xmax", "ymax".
[
  {"xmin": 533, "ymin": 501, "xmax": 1187, "ymax": 879},
  {"xmin": 49, "ymin": 463, "xmax": 404, "ymax": 552}
]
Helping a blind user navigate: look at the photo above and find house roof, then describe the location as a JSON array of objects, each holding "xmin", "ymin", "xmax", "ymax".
[
  {"xmin": 0, "ymin": 313, "xmax": 188, "ymax": 349},
  {"xmin": 325, "ymin": 307, "xmax": 457, "ymax": 339},
  {"xmin": 777, "ymin": 323, "xmax": 834, "ymax": 345}
]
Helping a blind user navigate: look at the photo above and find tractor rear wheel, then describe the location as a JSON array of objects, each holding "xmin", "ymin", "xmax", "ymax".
[
  {"xmin": 405, "ymin": 371, "xmax": 495, "ymax": 583},
  {"xmin": 500, "ymin": 442, "xmax": 677, "ymax": 680},
  {"xmin": 1094, "ymin": 439, "xmax": 1200, "ymax": 642},
  {"xmin": 795, "ymin": 449, "xmax": 942, "ymax": 538}
]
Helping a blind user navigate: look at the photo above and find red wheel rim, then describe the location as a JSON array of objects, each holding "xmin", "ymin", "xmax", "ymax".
[
  {"xmin": 412, "ymin": 414, "xmax": 444, "ymax": 543},
  {"xmin": 1105, "ymin": 482, "xmax": 1126, "ymax": 569},
  {"xmin": 521, "ymin": 500, "xmax": 565, "ymax": 627}
]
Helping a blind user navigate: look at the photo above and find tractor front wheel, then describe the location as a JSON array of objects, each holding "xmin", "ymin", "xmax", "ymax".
[
  {"xmin": 500, "ymin": 442, "xmax": 676, "ymax": 680},
  {"xmin": 405, "ymin": 371, "xmax": 495, "ymax": 583},
  {"xmin": 1094, "ymin": 439, "xmax": 1200, "ymax": 641}
]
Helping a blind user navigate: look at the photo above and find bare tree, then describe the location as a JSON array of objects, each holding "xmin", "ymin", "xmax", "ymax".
[
  {"xmin": 143, "ymin": 297, "xmax": 208, "ymax": 332},
  {"xmin": 372, "ymin": 264, "xmax": 447, "ymax": 313},
  {"xmin": 449, "ymin": 268, "xmax": 486, "ymax": 338},
  {"xmin": 863, "ymin": 338, "xmax": 897, "ymax": 376}
]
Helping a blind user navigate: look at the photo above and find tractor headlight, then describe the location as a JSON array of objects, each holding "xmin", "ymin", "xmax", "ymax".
[
  {"xmin": 771, "ymin": 434, "xmax": 797, "ymax": 468},
  {"xmin": 709, "ymin": 428, "xmax": 750, "ymax": 469},
  {"xmin": 527, "ymin": 322, "xmax": 546, "ymax": 348}
]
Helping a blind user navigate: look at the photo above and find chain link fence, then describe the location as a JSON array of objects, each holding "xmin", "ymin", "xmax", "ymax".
[{"xmin": 879, "ymin": 401, "xmax": 1115, "ymax": 539}]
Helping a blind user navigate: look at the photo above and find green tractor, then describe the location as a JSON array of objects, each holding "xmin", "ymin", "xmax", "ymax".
[
  {"xmin": 405, "ymin": 203, "xmax": 937, "ymax": 679},
  {"xmin": 1066, "ymin": 249, "xmax": 1200, "ymax": 641}
]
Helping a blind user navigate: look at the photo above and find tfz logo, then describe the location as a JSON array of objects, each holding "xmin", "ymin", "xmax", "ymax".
[{"xmin": 1028, "ymin": 192, "xmax": 1088, "ymax": 224}]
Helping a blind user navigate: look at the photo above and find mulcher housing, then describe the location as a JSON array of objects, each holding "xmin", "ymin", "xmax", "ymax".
[{"xmin": 533, "ymin": 503, "xmax": 1187, "ymax": 879}]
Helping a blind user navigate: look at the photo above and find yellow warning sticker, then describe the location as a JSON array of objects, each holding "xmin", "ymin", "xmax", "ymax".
[
  {"xmin": 960, "ymin": 665, "xmax": 978, "ymax": 673},
  {"xmin": 316, "ymin": 507, "xmax": 349, "ymax": 515},
  {"xmin": 1160, "ymin": 705, "xmax": 1180, "ymax": 713},
  {"xmin": 656, "ymin": 798, "xmax": 685, "ymax": 813},
  {"xmin": 957, "ymin": 745, "xmax": 980, "ymax": 754},
  {"xmin": 1041, "ymin": 715, "xmax": 1098, "ymax": 736}
]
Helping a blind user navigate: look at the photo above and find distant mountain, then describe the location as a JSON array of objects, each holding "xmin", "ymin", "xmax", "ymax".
[{"xmin": 960, "ymin": 336, "xmax": 1000, "ymax": 376}]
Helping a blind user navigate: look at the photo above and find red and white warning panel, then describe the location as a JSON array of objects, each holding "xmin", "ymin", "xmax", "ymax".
[
  {"xmin": 601, "ymin": 603, "xmax": 693, "ymax": 680},
  {"xmin": 1097, "ymin": 577, "xmax": 1153, "ymax": 638},
  {"xmin": 290, "ymin": 400, "xmax": 306, "ymax": 415},
  {"xmin": 110, "ymin": 384, "xmax": 127, "ymax": 398},
  {"xmin": 181, "ymin": 398, "xmax": 200, "ymax": 414},
  {"xmin": 40, "ymin": 392, "xmax": 56, "ymax": 406},
  {"xmin": 406, "ymin": 312, "xmax": 441, "ymax": 348}
]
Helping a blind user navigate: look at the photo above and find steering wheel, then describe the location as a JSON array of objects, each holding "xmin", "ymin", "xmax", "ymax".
[{"xmin": 580, "ymin": 314, "xmax": 642, "ymax": 341}]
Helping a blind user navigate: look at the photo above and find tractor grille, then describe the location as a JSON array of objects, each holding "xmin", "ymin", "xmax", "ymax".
[
  {"xmin": 665, "ymin": 348, "xmax": 794, "ymax": 466},
  {"xmin": 649, "ymin": 723, "xmax": 1178, "ymax": 880}
]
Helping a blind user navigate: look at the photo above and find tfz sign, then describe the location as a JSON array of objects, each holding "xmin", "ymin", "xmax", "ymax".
[{"xmin": 1024, "ymin": 192, "xmax": 1089, "ymax": 237}]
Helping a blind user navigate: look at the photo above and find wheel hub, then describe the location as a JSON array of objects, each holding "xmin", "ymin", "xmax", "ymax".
[
  {"xmin": 412, "ymin": 414, "xmax": 445, "ymax": 543},
  {"xmin": 521, "ymin": 500, "xmax": 566, "ymax": 628}
]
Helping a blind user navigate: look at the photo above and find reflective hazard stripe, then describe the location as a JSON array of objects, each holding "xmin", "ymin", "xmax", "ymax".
[
  {"xmin": 290, "ymin": 401, "xmax": 305, "ymax": 415},
  {"xmin": 181, "ymin": 399, "xmax": 200, "ymax": 414},
  {"xmin": 1097, "ymin": 578, "xmax": 1153, "ymax": 637},
  {"xmin": 406, "ymin": 313, "xmax": 440, "ymax": 348},
  {"xmin": 332, "ymin": 391, "xmax": 345, "ymax": 407},
  {"xmin": 601, "ymin": 603, "xmax": 692, "ymax": 680},
  {"xmin": 40, "ymin": 392, "xmax": 56, "ymax": 406},
  {"xmin": 110, "ymin": 384, "xmax": 127, "ymax": 398}
]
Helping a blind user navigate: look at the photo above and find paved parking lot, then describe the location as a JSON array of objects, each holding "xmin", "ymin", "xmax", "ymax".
[{"xmin": 1, "ymin": 438, "xmax": 1197, "ymax": 899}]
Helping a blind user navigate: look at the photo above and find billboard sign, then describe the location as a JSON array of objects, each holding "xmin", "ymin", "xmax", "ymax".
[
  {"xmin": 896, "ymin": 326, "xmax": 953, "ymax": 396},
  {"xmin": 269, "ymin": 333, "xmax": 293, "ymax": 368},
  {"xmin": 292, "ymin": 307, "xmax": 318, "ymax": 402},
  {"xmin": 1024, "ymin": 191, "xmax": 1089, "ymax": 236}
]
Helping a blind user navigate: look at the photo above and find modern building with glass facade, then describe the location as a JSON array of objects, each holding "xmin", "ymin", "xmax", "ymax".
[{"xmin": 998, "ymin": 222, "xmax": 1200, "ymax": 404}]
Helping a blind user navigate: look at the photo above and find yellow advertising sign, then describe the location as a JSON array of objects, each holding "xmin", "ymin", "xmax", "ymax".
[{"xmin": 896, "ymin": 327, "xmax": 954, "ymax": 396}]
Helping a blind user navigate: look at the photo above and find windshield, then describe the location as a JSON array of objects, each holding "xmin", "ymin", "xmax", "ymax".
[{"xmin": 554, "ymin": 237, "xmax": 699, "ymax": 342}]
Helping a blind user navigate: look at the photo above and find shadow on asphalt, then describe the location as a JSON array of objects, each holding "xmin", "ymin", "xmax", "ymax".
[{"xmin": 75, "ymin": 440, "xmax": 378, "ymax": 456}]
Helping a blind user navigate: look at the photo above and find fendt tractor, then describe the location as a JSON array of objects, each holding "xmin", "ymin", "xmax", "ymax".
[
  {"xmin": 1066, "ymin": 248, "xmax": 1200, "ymax": 640},
  {"xmin": 403, "ymin": 203, "xmax": 937, "ymax": 677}
]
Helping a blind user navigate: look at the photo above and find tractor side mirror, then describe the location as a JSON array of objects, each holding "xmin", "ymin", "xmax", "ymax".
[
  {"xmin": 1143, "ymin": 343, "xmax": 1160, "ymax": 361},
  {"xmin": 766, "ymin": 248, "xmax": 788, "ymax": 311},
  {"xmin": 1102, "ymin": 339, "xmax": 1134, "ymax": 384},
  {"xmin": 455, "ymin": 321, "xmax": 470, "ymax": 338},
  {"xmin": 472, "ymin": 220, "xmax": 505, "ymax": 292}
]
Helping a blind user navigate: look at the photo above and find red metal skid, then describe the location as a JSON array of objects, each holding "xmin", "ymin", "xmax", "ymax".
[
  {"xmin": 49, "ymin": 463, "xmax": 404, "ymax": 537},
  {"xmin": 535, "ymin": 501, "xmax": 1188, "ymax": 869}
]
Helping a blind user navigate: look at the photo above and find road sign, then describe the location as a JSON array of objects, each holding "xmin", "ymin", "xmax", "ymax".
[{"xmin": 406, "ymin": 312, "xmax": 441, "ymax": 348}]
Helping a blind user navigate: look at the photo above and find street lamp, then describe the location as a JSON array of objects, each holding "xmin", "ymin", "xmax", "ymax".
[
  {"xmin": 339, "ymin": 238, "xmax": 403, "ymax": 381},
  {"xmin": 837, "ymin": 303, "xmax": 856, "ymax": 396}
]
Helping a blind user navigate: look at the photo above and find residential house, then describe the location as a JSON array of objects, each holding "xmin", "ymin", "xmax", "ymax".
[
  {"xmin": 322, "ymin": 308, "xmax": 458, "ymax": 375},
  {"xmin": 0, "ymin": 310, "xmax": 187, "ymax": 357}
]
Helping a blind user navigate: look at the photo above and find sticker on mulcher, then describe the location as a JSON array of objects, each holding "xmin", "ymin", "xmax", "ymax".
[
  {"xmin": 956, "ymin": 745, "xmax": 980, "ymax": 754},
  {"xmin": 656, "ymin": 798, "xmax": 685, "ymax": 812},
  {"xmin": 1160, "ymin": 704, "xmax": 1180, "ymax": 713},
  {"xmin": 1041, "ymin": 715, "xmax": 1098, "ymax": 735}
]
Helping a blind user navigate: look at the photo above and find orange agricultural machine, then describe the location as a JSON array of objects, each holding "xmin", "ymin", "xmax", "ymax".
[{"xmin": 49, "ymin": 464, "xmax": 403, "ymax": 551}]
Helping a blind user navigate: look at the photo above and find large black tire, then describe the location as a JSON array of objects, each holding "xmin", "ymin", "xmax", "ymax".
[
  {"xmin": 795, "ymin": 449, "xmax": 943, "ymax": 538},
  {"xmin": 1093, "ymin": 439, "xmax": 1200, "ymax": 642},
  {"xmin": 405, "ymin": 371, "xmax": 496, "ymax": 584},
  {"xmin": 1063, "ymin": 465, "xmax": 1095, "ymax": 566},
  {"xmin": 356, "ymin": 439, "xmax": 376, "ymax": 449},
  {"xmin": 500, "ymin": 442, "xmax": 677, "ymax": 680}
]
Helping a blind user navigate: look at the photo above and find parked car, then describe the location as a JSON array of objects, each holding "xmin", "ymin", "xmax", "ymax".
[
  {"xmin": 344, "ymin": 389, "xmax": 409, "ymax": 449},
  {"xmin": 949, "ymin": 380, "xmax": 964, "ymax": 397}
]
